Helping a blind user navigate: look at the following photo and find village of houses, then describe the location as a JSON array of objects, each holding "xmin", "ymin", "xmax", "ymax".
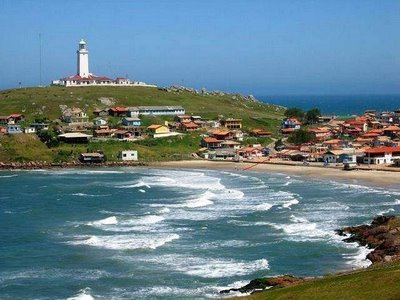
[{"xmin": 1, "ymin": 103, "xmax": 400, "ymax": 170}]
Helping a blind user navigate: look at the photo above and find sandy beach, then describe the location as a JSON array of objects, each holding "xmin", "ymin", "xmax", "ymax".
[{"xmin": 152, "ymin": 160, "xmax": 400, "ymax": 188}]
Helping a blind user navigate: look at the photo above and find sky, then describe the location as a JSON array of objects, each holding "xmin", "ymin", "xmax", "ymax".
[{"xmin": 0, "ymin": 0, "xmax": 399, "ymax": 95}]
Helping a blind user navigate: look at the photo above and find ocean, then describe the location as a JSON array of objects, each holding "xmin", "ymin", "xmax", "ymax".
[
  {"xmin": 1, "ymin": 167, "xmax": 400, "ymax": 299},
  {"xmin": 258, "ymin": 94, "xmax": 400, "ymax": 116}
]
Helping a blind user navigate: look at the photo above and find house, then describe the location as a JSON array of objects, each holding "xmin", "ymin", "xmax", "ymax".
[
  {"xmin": 147, "ymin": 124, "xmax": 170, "ymax": 137},
  {"xmin": 79, "ymin": 152, "xmax": 106, "ymax": 163},
  {"xmin": 7, "ymin": 125, "xmax": 23, "ymax": 134},
  {"xmin": 232, "ymin": 130, "xmax": 244, "ymax": 141},
  {"xmin": 30, "ymin": 123, "xmax": 49, "ymax": 131},
  {"xmin": 128, "ymin": 106, "xmax": 185, "ymax": 116},
  {"xmin": 109, "ymin": 107, "xmax": 129, "ymax": 117},
  {"xmin": 0, "ymin": 116, "xmax": 10, "ymax": 125},
  {"xmin": 318, "ymin": 115, "xmax": 336, "ymax": 123},
  {"xmin": 281, "ymin": 128, "xmax": 296, "ymax": 134},
  {"xmin": 118, "ymin": 150, "xmax": 138, "ymax": 161},
  {"xmin": 93, "ymin": 108, "xmax": 109, "ymax": 117},
  {"xmin": 24, "ymin": 127, "xmax": 36, "ymax": 134},
  {"xmin": 322, "ymin": 139, "xmax": 344, "ymax": 149},
  {"xmin": 63, "ymin": 108, "xmax": 89, "ymax": 124},
  {"xmin": 343, "ymin": 118, "xmax": 368, "ymax": 132},
  {"xmin": 122, "ymin": 117, "xmax": 141, "ymax": 127},
  {"xmin": 221, "ymin": 140, "xmax": 241, "ymax": 149},
  {"xmin": 208, "ymin": 129, "xmax": 234, "ymax": 140},
  {"xmin": 307, "ymin": 127, "xmax": 332, "ymax": 140},
  {"xmin": 115, "ymin": 77, "xmax": 130, "ymax": 85},
  {"xmin": 201, "ymin": 137, "xmax": 222, "ymax": 149},
  {"xmin": 94, "ymin": 118, "xmax": 108, "ymax": 127},
  {"xmin": 238, "ymin": 145, "xmax": 263, "ymax": 159},
  {"xmin": 220, "ymin": 118, "xmax": 242, "ymax": 129},
  {"xmin": 251, "ymin": 129, "xmax": 272, "ymax": 137},
  {"xmin": 363, "ymin": 146, "xmax": 400, "ymax": 165},
  {"xmin": 58, "ymin": 132, "xmax": 92, "ymax": 143},
  {"xmin": 94, "ymin": 128, "xmax": 117, "ymax": 137},
  {"xmin": 175, "ymin": 115, "xmax": 192, "ymax": 123},
  {"xmin": 180, "ymin": 122, "xmax": 199, "ymax": 131},
  {"xmin": 383, "ymin": 126, "xmax": 400, "ymax": 138},
  {"xmin": 8, "ymin": 114, "xmax": 25, "ymax": 124},
  {"xmin": 282, "ymin": 118, "xmax": 301, "ymax": 130},
  {"xmin": 207, "ymin": 149, "xmax": 237, "ymax": 160},
  {"xmin": 323, "ymin": 149, "xmax": 357, "ymax": 164}
]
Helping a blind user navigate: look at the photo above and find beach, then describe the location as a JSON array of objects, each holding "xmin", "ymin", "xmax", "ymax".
[{"xmin": 153, "ymin": 160, "xmax": 400, "ymax": 187}]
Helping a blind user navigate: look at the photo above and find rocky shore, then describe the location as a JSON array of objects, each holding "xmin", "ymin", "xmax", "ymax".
[
  {"xmin": 221, "ymin": 216, "xmax": 400, "ymax": 296},
  {"xmin": 337, "ymin": 215, "xmax": 400, "ymax": 264}
]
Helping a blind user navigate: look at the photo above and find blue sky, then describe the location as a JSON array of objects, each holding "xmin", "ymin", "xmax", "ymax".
[{"xmin": 0, "ymin": 0, "xmax": 399, "ymax": 95}]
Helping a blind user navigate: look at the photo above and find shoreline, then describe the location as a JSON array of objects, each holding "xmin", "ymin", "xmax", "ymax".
[
  {"xmin": 152, "ymin": 160, "xmax": 400, "ymax": 188},
  {"xmin": 2, "ymin": 159, "xmax": 400, "ymax": 187}
]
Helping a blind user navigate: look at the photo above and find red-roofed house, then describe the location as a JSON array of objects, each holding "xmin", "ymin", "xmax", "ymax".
[
  {"xmin": 201, "ymin": 137, "xmax": 222, "ymax": 149},
  {"xmin": 109, "ymin": 107, "xmax": 129, "ymax": 117},
  {"xmin": 307, "ymin": 127, "xmax": 332, "ymax": 140},
  {"xmin": 363, "ymin": 146, "xmax": 400, "ymax": 165}
]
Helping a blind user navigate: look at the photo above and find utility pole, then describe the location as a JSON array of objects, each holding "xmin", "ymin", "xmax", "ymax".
[{"xmin": 39, "ymin": 33, "xmax": 42, "ymax": 86}]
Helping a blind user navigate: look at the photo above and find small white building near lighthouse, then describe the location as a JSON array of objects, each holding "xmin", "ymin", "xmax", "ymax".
[{"xmin": 52, "ymin": 39, "xmax": 156, "ymax": 87}]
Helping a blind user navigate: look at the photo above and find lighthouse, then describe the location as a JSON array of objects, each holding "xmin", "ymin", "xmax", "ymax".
[{"xmin": 77, "ymin": 39, "xmax": 89, "ymax": 77}]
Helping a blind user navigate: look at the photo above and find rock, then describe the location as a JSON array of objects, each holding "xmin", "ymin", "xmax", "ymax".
[
  {"xmin": 220, "ymin": 275, "xmax": 305, "ymax": 295},
  {"xmin": 338, "ymin": 215, "xmax": 400, "ymax": 264}
]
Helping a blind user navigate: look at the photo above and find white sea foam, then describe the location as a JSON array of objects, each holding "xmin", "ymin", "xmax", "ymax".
[
  {"xmin": 267, "ymin": 215, "xmax": 332, "ymax": 241},
  {"xmin": 0, "ymin": 174, "xmax": 18, "ymax": 178},
  {"xmin": 138, "ymin": 189, "xmax": 146, "ymax": 193},
  {"xmin": 89, "ymin": 216, "xmax": 118, "ymax": 226},
  {"xmin": 125, "ymin": 215, "xmax": 165, "ymax": 225},
  {"xmin": 67, "ymin": 287, "xmax": 94, "ymax": 300},
  {"xmin": 181, "ymin": 191, "xmax": 215, "ymax": 208},
  {"xmin": 71, "ymin": 193, "xmax": 109, "ymax": 197},
  {"xmin": 158, "ymin": 207, "xmax": 171, "ymax": 214},
  {"xmin": 283, "ymin": 181, "xmax": 292, "ymax": 186},
  {"xmin": 140, "ymin": 255, "xmax": 269, "ymax": 278},
  {"xmin": 68, "ymin": 233, "xmax": 179, "ymax": 250},
  {"xmin": 377, "ymin": 208, "xmax": 395, "ymax": 215},
  {"xmin": 282, "ymin": 199, "xmax": 299, "ymax": 209},
  {"xmin": 342, "ymin": 246, "xmax": 372, "ymax": 269},
  {"xmin": 253, "ymin": 203, "xmax": 273, "ymax": 211}
]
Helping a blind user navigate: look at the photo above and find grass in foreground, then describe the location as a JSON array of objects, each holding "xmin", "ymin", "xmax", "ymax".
[{"xmin": 234, "ymin": 261, "xmax": 400, "ymax": 300}]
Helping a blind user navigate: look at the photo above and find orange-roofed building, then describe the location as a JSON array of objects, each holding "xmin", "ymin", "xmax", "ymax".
[
  {"xmin": 109, "ymin": 107, "xmax": 129, "ymax": 117},
  {"xmin": 363, "ymin": 146, "xmax": 400, "ymax": 165},
  {"xmin": 201, "ymin": 137, "xmax": 222, "ymax": 149}
]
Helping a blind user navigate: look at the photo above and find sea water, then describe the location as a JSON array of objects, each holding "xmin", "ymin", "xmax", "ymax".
[
  {"xmin": 1, "ymin": 167, "xmax": 400, "ymax": 299},
  {"xmin": 258, "ymin": 94, "xmax": 400, "ymax": 116}
]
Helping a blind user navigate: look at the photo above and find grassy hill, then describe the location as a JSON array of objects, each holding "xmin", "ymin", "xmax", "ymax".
[
  {"xmin": 234, "ymin": 261, "xmax": 400, "ymax": 300},
  {"xmin": 0, "ymin": 86, "xmax": 285, "ymax": 163},
  {"xmin": 0, "ymin": 86, "xmax": 284, "ymax": 128}
]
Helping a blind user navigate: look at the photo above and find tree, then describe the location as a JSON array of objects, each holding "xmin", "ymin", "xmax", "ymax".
[
  {"xmin": 287, "ymin": 129, "xmax": 315, "ymax": 145},
  {"xmin": 305, "ymin": 108, "xmax": 321, "ymax": 124},
  {"xmin": 284, "ymin": 107, "xmax": 304, "ymax": 120},
  {"xmin": 274, "ymin": 138, "xmax": 285, "ymax": 151},
  {"xmin": 38, "ymin": 129, "xmax": 59, "ymax": 148}
]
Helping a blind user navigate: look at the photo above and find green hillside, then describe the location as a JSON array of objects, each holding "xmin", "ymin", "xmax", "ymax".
[
  {"xmin": 234, "ymin": 261, "xmax": 400, "ymax": 300},
  {"xmin": 0, "ymin": 86, "xmax": 285, "ymax": 163},
  {"xmin": 0, "ymin": 86, "xmax": 284, "ymax": 128}
]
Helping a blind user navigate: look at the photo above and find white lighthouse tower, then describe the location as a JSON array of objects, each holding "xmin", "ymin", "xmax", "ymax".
[{"xmin": 77, "ymin": 39, "xmax": 89, "ymax": 77}]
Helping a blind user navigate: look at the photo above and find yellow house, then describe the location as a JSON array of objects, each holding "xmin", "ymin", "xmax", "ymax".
[{"xmin": 147, "ymin": 124, "xmax": 170, "ymax": 135}]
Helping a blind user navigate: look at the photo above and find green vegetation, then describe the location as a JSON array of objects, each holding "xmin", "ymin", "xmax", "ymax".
[
  {"xmin": 0, "ymin": 86, "xmax": 285, "ymax": 163},
  {"xmin": 284, "ymin": 107, "xmax": 321, "ymax": 125},
  {"xmin": 236, "ymin": 261, "xmax": 400, "ymax": 300},
  {"xmin": 287, "ymin": 129, "xmax": 315, "ymax": 145}
]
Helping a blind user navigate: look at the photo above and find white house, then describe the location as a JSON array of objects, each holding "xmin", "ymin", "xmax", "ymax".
[
  {"xmin": 7, "ymin": 125, "xmax": 23, "ymax": 134},
  {"xmin": 363, "ymin": 147, "xmax": 400, "ymax": 165},
  {"xmin": 118, "ymin": 150, "xmax": 138, "ymax": 161},
  {"xmin": 24, "ymin": 127, "xmax": 36, "ymax": 134},
  {"xmin": 94, "ymin": 118, "xmax": 108, "ymax": 126}
]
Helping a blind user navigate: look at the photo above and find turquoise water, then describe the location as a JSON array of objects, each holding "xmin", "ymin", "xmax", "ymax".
[{"xmin": 1, "ymin": 167, "xmax": 400, "ymax": 299}]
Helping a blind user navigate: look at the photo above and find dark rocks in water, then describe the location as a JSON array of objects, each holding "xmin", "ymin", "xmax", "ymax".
[
  {"xmin": 220, "ymin": 275, "xmax": 305, "ymax": 295},
  {"xmin": 338, "ymin": 215, "xmax": 400, "ymax": 264}
]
